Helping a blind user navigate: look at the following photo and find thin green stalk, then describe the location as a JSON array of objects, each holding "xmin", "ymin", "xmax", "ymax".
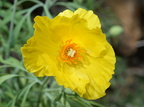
[
  {"xmin": 43, "ymin": 0, "xmax": 55, "ymax": 18},
  {"xmin": 43, "ymin": 5, "xmax": 53, "ymax": 18},
  {"xmin": 62, "ymin": 90, "xmax": 67, "ymax": 106},
  {"xmin": 89, "ymin": 101, "xmax": 105, "ymax": 107},
  {"xmin": 6, "ymin": 0, "xmax": 17, "ymax": 58},
  {"xmin": 17, "ymin": 0, "xmax": 42, "ymax": 5},
  {"xmin": 37, "ymin": 77, "xmax": 50, "ymax": 107}
]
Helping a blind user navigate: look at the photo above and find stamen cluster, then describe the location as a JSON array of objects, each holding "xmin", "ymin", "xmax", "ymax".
[{"xmin": 58, "ymin": 40, "xmax": 84, "ymax": 64}]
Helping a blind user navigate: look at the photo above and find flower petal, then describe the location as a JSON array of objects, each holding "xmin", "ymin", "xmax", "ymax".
[
  {"xmin": 21, "ymin": 16, "xmax": 60, "ymax": 76},
  {"xmin": 58, "ymin": 8, "xmax": 101, "ymax": 29},
  {"xmin": 21, "ymin": 41, "xmax": 58, "ymax": 77},
  {"xmin": 80, "ymin": 44, "xmax": 115, "ymax": 99},
  {"xmin": 58, "ymin": 9, "xmax": 74, "ymax": 18},
  {"xmin": 55, "ymin": 63, "xmax": 90, "ymax": 94},
  {"xmin": 74, "ymin": 8, "xmax": 101, "ymax": 29}
]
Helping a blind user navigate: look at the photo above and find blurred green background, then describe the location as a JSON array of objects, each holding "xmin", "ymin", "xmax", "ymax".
[{"xmin": 1, "ymin": 0, "xmax": 144, "ymax": 107}]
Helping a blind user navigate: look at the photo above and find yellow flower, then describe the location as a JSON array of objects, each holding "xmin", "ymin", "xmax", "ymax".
[{"xmin": 21, "ymin": 8, "xmax": 116, "ymax": 100}]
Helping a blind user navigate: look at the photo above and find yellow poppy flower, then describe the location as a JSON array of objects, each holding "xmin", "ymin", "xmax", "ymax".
[{"xmin": 21, "ymin": 8, "xmax": 116, "ymax": 100}]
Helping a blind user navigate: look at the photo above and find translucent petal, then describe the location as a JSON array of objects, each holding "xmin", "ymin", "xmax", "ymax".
[
  {"xmin": 58, "ymin": 8, "xmax": 101, "ymax": 29},
  {"xmin": 21, "ymin": 16, "xmax": 60, "ymax": 76},
  {"xmin": 82, "ymin": 44, "xmax": 115, "ymax": 99},
  {"xmin": 58, "ymin": 10, "xmax": 74, "ymax": 18},
  {"xmin": 74, "ymin": 8, "xmax": 101, "ymax": 29},
  {"xmin": 55, "ymin": 63, "xmax": 90, "ymax": 94}
]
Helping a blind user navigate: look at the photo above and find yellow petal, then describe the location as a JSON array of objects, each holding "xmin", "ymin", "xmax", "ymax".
[
  {"xmin": 21, "ymin": 42, "xmax": 57, "ymax": 77},
  {"xmin": 55, "ymin": 63, "xmax": 90, "ymax": 93},
  {"xmin": 73, "ymin": 28, "xmax": 107, "ymax": 57},
  {"xmin": 74, "ymin": 8, "xmax": 101, "ymax": 29},
  {"xmin": 81, "ymin": 44, "xmax": 115, "ymax": 99},
  {"xmin": 58, "ymin": 8, "xmax": 101, "ymax": 29},
  {"xmin": 58, "ymin": 9, "xmax": 74, "ymax": 18},
  {"xmin": 21, "ymin": 16, "xmax": 60, "ymax": 76}
]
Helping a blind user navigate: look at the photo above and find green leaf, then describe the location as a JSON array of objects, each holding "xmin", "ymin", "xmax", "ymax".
[
  {"xmin": 0, "ymin": 74, "xmax": 18, "ymax": 84},
  {"xmin": 54, "ymin": 93, "xmax": 62, "ymax": 102},
  {"xmin": 67, "ymin": 97, "xmax": 88, "ymax": 107},
  {"xmin": 7, "ymin": 97, "xmax": 17, "ymax": 107},
  {"xmin": 13, "ymin": 4, "xmax": 42, "ymax": 43},
  {"xmin": 89, "ymin": 101, "xmax": 105, "ymax": 107},
  {"xmin": 0, "ymin": 35, "xmax": 7, "ymax": 51},
  {"xmin": 0, "ymin": 55, "xmax": 26, "ymax": 71},
  {"xmin": 64, "ymin": 88, "xmax": 75, "ymax": 95},
  {"xmin": 13, "ymin": 14, "xmax": 28, "ymax": 45},
  {"xmin": 26, "ymin": 13, "xmax": 33, "ymax": 34},
  {"xmin": 17, "ymin": 0, "xmax": 42, "ymax": 5},
  {"xmin": 7, "ymin": 82, "xmax": 36, "ymax": 107},
  {"xmin": 55, "ymin": 2, "xmax": 86, "ymax": 11},
  {"xmin": 108, "ymin": 25, "xmax": 123, "ymax": 37},
  {"xmin": 75, "ymin": 96, "xmax": 105, "ymax": 107},
  {"xmin": 21, "ymin": 82, "xmax": 36, "ymax": 107}
]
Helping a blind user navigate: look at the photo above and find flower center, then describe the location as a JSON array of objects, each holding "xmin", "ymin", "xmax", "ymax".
[
  {"xmin": 58, "ymin": 40, "xmax": 85, "ymax": 64},
  {"xmin": 67, "ymin": 48, "xmax": 76, "ymax": 57}
]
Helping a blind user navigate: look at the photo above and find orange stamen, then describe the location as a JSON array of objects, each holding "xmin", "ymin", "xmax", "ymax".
[{"xmin": 57, "ymin": 40, "xmax": 85, "ymax": 64}]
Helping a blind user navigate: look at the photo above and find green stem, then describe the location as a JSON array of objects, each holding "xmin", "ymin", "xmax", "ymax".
[
  {"xmin": 6, "ymin": 0, "xmax": 17, "ymax": 58},
  {"xmin": 62, "ymin": 90, "xmax": 67, "ymax": 106},
  {"xmin": 43, "ymin": 0, "xmax": 55, "ymax": 18},
  {"xmin": 43, "ymin": 5, "xmax": 53, "ymax": 18},
  {"xmin": 37, "ymin": 77, "xmax": 50, "ymax": 107}
]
